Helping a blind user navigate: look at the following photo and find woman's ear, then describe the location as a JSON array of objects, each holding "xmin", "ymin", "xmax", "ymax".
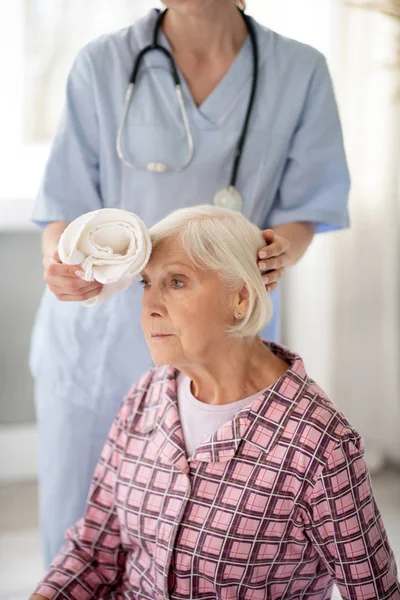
[{"xmin": 234, "ymin": 283, "xmax": 250, "ymax": 318}]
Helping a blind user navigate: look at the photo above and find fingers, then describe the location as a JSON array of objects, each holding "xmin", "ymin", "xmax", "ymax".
[
  {"xmin": 42, "ymin": 253, "xmax": 102, "ymax": 301},
  {"xmin": 258, "ymin": 230, "xmax": 290, "ymax": 294},
  {"xmin": 258, "ymin": 254, "xmax": 286, "ymax": 273},
  {"xmin": 261, "ymin": 229, "xmax": 275, "ymax": 246},
  {"xmin": 44, "ymin": 261, "xmax": 84, "ymax": 279},
  {"xmin": 48, "ymin": 278, "xmax": 101, "ymax": 295},
  {"xmin": 51, "ymin": 282, "xmax": 103, "ymax": 302},
  {"xmin": 43, "ymin": 249, "xmax": 84, "ymax": 278},
  {"xmin": 258, "ymin": 238, "xmax": 288, "ymax": 261},
  {"xmin": 262, "ymin": 266, "xmax": 285, "ymax": 284},
  {"xmin": 44, "ymin": 271, "xmax": 92, "ymax": 290},
  {"xmin": 45, "ymin": 265, "xmax": 101, "ymax": 299},
  {"xmin": 262, "ymin": 267, "xmax": 285, "ymax": 295},
  {"xmin": 266, "ymin": 281, "xmax": 278, "ymax": 294}
]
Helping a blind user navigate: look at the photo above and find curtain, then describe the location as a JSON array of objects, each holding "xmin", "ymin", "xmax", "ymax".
[
  {"xmin": 251, "ymin": 0, "xmax": 400, "ymax": 471},
  {"xmin": 329, "ymin": 1, "xmax": 400, "ymax": 470}
]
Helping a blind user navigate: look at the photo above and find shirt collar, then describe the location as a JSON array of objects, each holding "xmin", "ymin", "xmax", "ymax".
[
  {"xmin": 192, "ymin": 343, "xmax": 308, "ymax": 463},
  {"xmin": 133, "ymin": 343, "xmax": 309, "ymax": 469}
]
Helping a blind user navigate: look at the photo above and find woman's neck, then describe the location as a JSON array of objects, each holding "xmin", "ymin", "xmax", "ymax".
[
  {"xmin": 179, "ymin": 338, "xmax": 289, "ymax": 406},
  {"xmin": 162, "ymin": 4, "xmax": 247, "ymax": 60}
]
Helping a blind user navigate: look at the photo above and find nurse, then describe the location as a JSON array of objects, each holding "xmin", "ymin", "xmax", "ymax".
[{"xmin": 31, "ymin": 0, "xmax": 350, "ymax": 565}]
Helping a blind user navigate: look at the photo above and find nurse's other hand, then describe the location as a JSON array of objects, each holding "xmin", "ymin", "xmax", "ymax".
[
  {"xmin": 258, "ymin": 229, "xmax": 291, "ymax": 294},
  {"xmin": 43, "ymin": 251, "xmax": 103, "ymax": 302}
]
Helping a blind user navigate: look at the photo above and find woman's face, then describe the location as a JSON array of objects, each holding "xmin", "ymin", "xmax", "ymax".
[{"xmin": 141, "ymin": 237, "xmax": 235, "ymax": 369}]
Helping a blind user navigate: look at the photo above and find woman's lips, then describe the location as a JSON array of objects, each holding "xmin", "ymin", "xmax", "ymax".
[{"xmin": 151, "ymin": 334, "xmax": 173, "ymax": 340}]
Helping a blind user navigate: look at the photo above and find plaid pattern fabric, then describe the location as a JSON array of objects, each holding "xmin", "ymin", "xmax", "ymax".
[{"xmin": 35, "ymin": 343, "xmax": 400, "ymax": 600}]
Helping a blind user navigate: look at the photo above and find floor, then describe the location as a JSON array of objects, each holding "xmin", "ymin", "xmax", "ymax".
[{"xmin": 0, "ymin": 470, "xmax": 399, "ymax": 600}]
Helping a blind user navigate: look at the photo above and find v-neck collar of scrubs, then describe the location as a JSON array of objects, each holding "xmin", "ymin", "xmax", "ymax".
[
  {"xmin": 158, "ymin": 29, "xmax": 252, "ymax": 129},
  {"xmin": 132, "ymin": 10, "xmax": 270, "ymax": 130}
]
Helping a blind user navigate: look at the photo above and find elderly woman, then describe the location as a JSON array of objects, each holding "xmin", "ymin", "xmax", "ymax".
[{"xmin": 31, "ymin": 206, "xmax": 399, "ymax": 600}]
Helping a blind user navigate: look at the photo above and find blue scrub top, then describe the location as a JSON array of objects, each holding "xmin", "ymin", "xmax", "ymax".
[{"xmin": 31, "ymin": 9, "xmax": 350, "ymax": 414}]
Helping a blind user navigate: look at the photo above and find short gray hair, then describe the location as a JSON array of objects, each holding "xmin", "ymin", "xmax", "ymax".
[{"xmin": 149, "ymin": 205, "xmax": 273, "ymax": 338}]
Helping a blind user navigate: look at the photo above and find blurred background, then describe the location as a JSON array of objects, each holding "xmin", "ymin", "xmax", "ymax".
[{"xmin": 0, "ymin": 1, "xmax": 399, "ymax": 599}]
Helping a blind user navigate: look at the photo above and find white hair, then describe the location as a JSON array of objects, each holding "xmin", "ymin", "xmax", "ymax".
[{"xmin": 149, "ymin": 205, "xmax": 273, "ymax": 338}]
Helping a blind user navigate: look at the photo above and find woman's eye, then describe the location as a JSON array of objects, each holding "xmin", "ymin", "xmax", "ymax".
[
  {"xmin": 171, "ymin": 279, "xmax": 184, "ymax": 288},
  {"xmin": 139, "ymin": 279, "xmax": 150, "ymax": 288}
]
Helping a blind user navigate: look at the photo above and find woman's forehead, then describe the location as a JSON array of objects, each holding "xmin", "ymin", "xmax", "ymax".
[
  {"xmin": 144, "ymin": 237, "xmax": 218, "ymax": 283},
  {"xmin": 150, "ymin": 237, "xmax": 186, "ymax": 262},
  {"xmin": 145, "ymin": 237, "xmax": 194, "ymax": 272}
]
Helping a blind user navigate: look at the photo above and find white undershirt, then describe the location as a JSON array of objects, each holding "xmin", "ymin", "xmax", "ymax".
[{"xmin": 177, "ymin": 372, "xmax": 268, "ymax": 459}]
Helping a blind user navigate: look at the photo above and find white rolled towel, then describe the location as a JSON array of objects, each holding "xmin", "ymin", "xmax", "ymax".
[{"xmin": 58, "ymin": 208, "xmax": 152, "ymax": 306}]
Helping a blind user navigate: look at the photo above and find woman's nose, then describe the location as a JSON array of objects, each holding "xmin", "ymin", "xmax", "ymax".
[{"xmin": 142, "ymin": 286, "xmax": 167, "ymax": 317}]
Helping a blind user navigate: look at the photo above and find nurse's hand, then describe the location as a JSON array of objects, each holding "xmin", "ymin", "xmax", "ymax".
[
  {"xmin": 43, "ymin": 251, "xmax": 103, "ymax": 302},
  {"xmin": 258, "ymin": 229, "xmax": 291, "ymax": 294}
]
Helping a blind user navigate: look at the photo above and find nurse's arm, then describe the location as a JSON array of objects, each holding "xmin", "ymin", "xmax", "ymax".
[
  {"xmin": 259, "ymin": 54, "xmax": 350, "ymax": 293},
  {"xmin": 270, "ymin": 221, "xmax": 315, "ymax": 268},
  {"xmin": 258, "ymin": 222, "xmax": 316, "ymax": 293},
  {"xmin": 42, "ymin": 221, "xmax": 103, "ymax": 302},
  {"xmin": 42, "ymin": 221, "xmax": 69, "ymax": 260}
]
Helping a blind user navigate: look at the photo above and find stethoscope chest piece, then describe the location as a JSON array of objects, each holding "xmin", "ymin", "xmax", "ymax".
[{"xmin": 213, "ymin": 186, "xmax": 244, "ymax": 212}]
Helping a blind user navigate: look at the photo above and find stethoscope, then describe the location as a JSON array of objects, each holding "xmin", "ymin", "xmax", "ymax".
[{"xmin": 116, "ymin": 8, "xmax": 258, "ymax": 212}]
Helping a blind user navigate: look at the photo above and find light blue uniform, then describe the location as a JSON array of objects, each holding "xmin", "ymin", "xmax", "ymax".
[{"xmin": 30, "ymin": 9, "xmax": 350, "ymax": 565}]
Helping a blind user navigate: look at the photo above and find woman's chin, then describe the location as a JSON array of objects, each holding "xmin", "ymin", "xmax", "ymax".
[{"xmin": 149, "ymin": 346, "xmax": 179, "ymax": 366}]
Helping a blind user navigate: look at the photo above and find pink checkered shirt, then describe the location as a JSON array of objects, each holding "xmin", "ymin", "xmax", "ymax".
[{"xmin": 36, "ymin": 343, "xmax": 400, "ymax": 600}]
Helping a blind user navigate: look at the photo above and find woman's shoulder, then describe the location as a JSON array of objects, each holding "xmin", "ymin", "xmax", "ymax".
[
  {"xmin": 300, "ymin": 377, "xmax": 361, "ymax": 442},
  {"xmin": 278, "ymin": 372, "xmax": 364, "ymax": 490},
  {"xmin": 266, "ymin": 342, "xmax": 362, "ymax": 455}
]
